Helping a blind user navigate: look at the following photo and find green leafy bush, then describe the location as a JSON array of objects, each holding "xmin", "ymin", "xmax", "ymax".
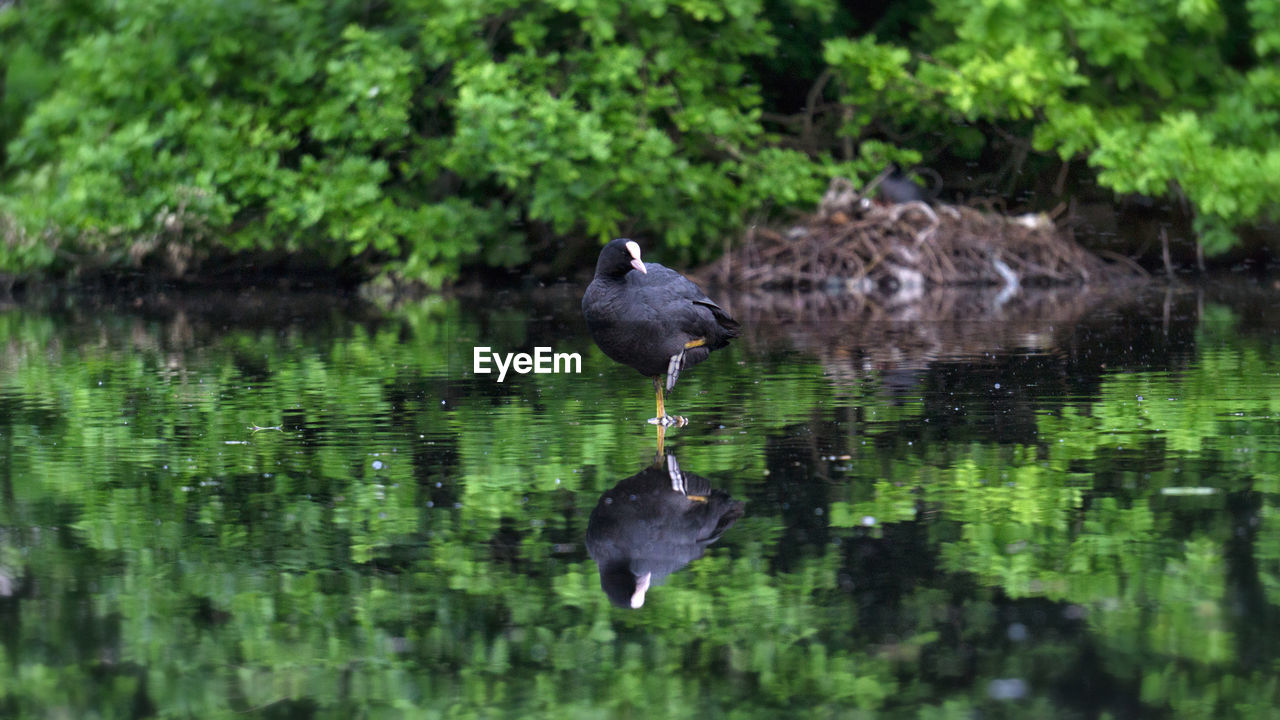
[
  {"xmin": 824, "ymin": 0, "xmax": 1280, "ymax": 253},
  {"xmin": 4, "ymin": 0, "xmax": 1279, "ymax": 283},
  {"xmin": 0, "ymin": 0, "xmax": 856, "ymax": 283}
]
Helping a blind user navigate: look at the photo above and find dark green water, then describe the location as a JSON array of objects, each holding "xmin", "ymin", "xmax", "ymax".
[{"xmin": 2, "ymin": 281, "xmax": 1280, "ymax": 718}]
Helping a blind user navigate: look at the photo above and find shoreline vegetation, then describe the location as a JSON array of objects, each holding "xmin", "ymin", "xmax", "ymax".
[{"xmin": 3, "ymin": 1, "xmax": 1279, "ymax": 292}]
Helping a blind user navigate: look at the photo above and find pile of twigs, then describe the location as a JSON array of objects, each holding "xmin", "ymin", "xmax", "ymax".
[{"xmin": 699, "ymin": 177, "xmax": 1143, "ymax": 293}]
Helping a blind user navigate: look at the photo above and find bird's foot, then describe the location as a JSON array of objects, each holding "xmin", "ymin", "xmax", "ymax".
[{"xmin": 647, "ymin": 414, "xmax": 688, "ymax": 427}]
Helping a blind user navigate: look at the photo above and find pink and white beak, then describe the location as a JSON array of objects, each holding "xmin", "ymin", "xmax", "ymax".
[
  {"xmin": 625, "ymin": 240, "xmax": 647, "ymax": 274},
  {"xmin": 630, "ymin": 572, "xmax": 651, "ymax": 608}
]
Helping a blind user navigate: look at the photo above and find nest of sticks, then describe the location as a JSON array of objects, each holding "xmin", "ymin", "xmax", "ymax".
[{"xmin": 698, "ymin": 177, "xmax": 1144, "ymax": 293}]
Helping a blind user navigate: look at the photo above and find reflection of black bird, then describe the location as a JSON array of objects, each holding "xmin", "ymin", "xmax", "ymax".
[
  {"xmin": 586, "ymin": 454, "xmax": 744, "ymax": 608},
  {"xmin": 583, "ymin": 238, "xmax": 741, "ymax": 425}
]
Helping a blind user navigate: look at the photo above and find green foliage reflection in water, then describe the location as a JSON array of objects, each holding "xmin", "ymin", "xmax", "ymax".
[
  {"xmin": 1, "ymin": 298, "xmax": 1280, "ymax": 717},
  {"xmin": 829, "ymin": 306, "xmax": 1280, "ymax": 718}
]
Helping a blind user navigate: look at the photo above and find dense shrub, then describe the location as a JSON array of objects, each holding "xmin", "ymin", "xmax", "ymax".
[
  {"xmin": 2, "ymin": 0, "xmax": 1278, "ymax": 283},
  {"xmin": 1, "ymin": 0, "xmax": 863, "ymax": 283}
]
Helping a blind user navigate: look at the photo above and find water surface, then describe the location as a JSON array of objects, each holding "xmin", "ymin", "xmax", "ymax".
[{"xmin": 2, "ymin": 281, "xmax": 1279, "ymax": 718}]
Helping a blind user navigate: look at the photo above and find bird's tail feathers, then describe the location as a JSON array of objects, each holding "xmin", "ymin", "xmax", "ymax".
[
  {"xmin": 692, "ymin": 300, "xmax": 741, "ymax": 338},
  {"xmin": 699, "ymin": 496, "xmax": 745, "ymax": 544}
]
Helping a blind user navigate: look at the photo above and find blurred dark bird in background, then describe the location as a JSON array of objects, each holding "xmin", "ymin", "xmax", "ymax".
[{"xmin": 875, "ymin": 164, "xmax": 942, "ymax": 205}]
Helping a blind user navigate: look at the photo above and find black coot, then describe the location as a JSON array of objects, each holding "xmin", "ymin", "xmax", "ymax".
[
  {"xmin": 586, "ymin": 453, "xmax": 744, "ymax": 608},
  {"xmin": 582, "ymin": 238, "xmax": 740, "ymax": 425},
  {"xmin": 878, "ymin": 168, "xmax": 927, "ymax": 204},
  {"xmin": 876, "ymin": 164, "xmax": 940, "ymax": 205}
]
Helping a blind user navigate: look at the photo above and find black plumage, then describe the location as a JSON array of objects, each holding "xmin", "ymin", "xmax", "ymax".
[
  {"xmin": 586, "ymin": 453, "xmax": 744, "ymax": 609},
  {"xmin": 582, "ymin": 238, "xmax": 740, "ymax": 424},
  {"xmin": 876, "ymin": 164, "xmax": 940, "ymax": 205},
  {"xmin": 878, "ymin": 169, "xmax": 927, "ymax": 204}
]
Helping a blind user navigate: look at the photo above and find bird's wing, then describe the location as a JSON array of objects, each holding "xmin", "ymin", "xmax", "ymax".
[
  {"xmin": 643, "ymin": 267, "xmax": 737, "ymax": 329},
  {"xmin": 633, "ymin": 264, "xmax": 710, "ymax": 299}
]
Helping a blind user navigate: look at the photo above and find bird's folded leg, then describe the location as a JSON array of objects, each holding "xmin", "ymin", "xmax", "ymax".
[
  {"xmin": 666, "ymin": 350, "xmax": 685, "ymax": 392},
  {"xmin": 667, "ymin": 454, "xmax": 684, "ymax": 493}
]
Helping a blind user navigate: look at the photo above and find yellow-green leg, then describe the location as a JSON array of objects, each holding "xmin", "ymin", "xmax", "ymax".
[
  {"xmin": 648, "ymin": 375, "xmax": 687, "ymax": 427},
  {"xmin": 654, "ymin": 375, "xmax": 664, "ymax": 419}
]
